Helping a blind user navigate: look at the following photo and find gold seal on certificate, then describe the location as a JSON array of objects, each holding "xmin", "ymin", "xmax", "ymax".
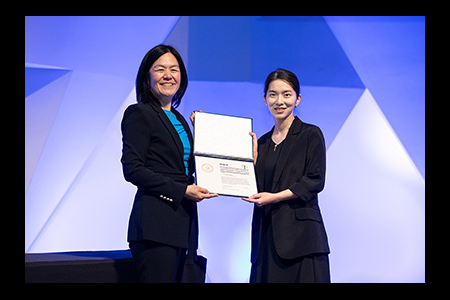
[
  {"xmin": 193, "ymin": 111, "xmax": 257, "ymax": 197},
  {"xmin": 201, "ymin": 163, "xmax": 214, "ymax": 173}
]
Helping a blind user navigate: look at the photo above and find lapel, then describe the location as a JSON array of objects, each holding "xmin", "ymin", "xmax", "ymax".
[
  {"xmin": 149, "ymin": 102, "xmax": 185, "ymax": 163},
  {"xmin": 271, "ymin": 117, "xmax": 303, "ymax": 191}
]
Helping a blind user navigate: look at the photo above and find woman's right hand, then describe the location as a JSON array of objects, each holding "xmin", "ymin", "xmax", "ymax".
[
  {"xmin": 185, "ymin": 184, "xmax": 218, "ymax": 202},
  {"xmin": 249, "ymin": 132, "xmax": 258, "ymax": 164}
]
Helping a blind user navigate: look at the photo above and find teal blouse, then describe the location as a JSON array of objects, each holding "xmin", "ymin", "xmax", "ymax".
[{"xmin": 163, "ymin": 109, "xmax": 191, "ymax": 175}]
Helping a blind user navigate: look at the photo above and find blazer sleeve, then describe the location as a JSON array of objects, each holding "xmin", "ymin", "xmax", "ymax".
[
  {"xmin": 288, "ymin": 126, "xmax": 326, "ymax": 202},
  {"xmin": 121, "ymin": 105, "xmax": 187, "ymax": 207}
]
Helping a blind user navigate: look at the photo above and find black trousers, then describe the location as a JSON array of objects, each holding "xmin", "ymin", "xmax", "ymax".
[{"xmin": 129, "ymin": 240, "xmax": 186, "ymax": 283}]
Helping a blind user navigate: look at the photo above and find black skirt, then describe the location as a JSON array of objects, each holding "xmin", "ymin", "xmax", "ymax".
[
  {"xmin": 250, "ymin": 136, "xmax": 330, "ymax": 283},
  {"xmin": 249, "ymin": 205, "xmax": 330, "ymax": 283}
]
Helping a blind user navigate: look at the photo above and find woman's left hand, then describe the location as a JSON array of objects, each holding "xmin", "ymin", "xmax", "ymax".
[
  {"xmin": 242, "ymin": 189, "xmax": 296, "ymax": 207},
  {"xmin": 190, "ymin": 110, "xmax": 203, "ymax": 126},
  {"xmin": 242, "ymin": 192, "xmax": 280, "ymax": 207}
]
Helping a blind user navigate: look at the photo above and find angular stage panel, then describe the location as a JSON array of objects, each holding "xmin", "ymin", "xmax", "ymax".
[
  {"xmin": 26, "ymin": 89, "xmax": 137, "ymax": 253},
  {"xmin": 25, "ymin": 68, "xmax": 72, "ymax": 191},
  {"xmin": 324, "ymin": 16, "xmax": 425, "ymax": 178},
  {"xmin": 320, "ymin": 89, "xmax": 425, "ymax": 283},
  {"xmin": 181, "ymin": 16, "xmax": 364, "ymax": 89},
  {"xmin": 25, "ymin": 65, "xmax": 71, "ymax": 97}
]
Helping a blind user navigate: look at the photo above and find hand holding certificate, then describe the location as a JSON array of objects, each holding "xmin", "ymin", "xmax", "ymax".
[{"xmin": 193, "ymin": 112, "xmax": 258, "ymax": 197}]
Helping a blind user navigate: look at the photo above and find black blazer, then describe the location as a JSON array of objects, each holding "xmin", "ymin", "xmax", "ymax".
[
  {"xmin": 251, "ymin": 117, "xmax": 330, "ymax": 261},
  {"xmin": 121, "ymin": 101, "xmax": 197, "ymax": 250}
]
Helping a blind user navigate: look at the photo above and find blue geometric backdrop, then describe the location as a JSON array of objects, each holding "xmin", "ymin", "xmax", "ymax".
[{"xmin": 25, "ymin": 16, "xmax": 425, "ymax": 283}]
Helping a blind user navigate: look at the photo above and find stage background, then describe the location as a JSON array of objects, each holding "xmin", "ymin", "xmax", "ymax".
[{"xmin": 25, "ymin": 16, "xmax": 425, "ymax": 283}]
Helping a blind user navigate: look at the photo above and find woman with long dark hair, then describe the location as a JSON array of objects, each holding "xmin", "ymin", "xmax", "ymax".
[{"xmin": 121, "ymin": 45, "xmax": 217, "ymax": 283}]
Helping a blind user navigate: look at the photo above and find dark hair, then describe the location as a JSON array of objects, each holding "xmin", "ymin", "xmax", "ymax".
[
  {"xmin": 263, "ymin": 68, "xmax": 300, "ymax": 97},
  {"xmin": 136, "ymin": 44, "xmax": 188, "ymax": 108}
]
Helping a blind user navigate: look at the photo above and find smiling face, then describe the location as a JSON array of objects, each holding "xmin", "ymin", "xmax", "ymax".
[
  {"xmin": 264, "ymin": 79, "xmax": 301, "ymax": 120},
  {"xmin": 149, "ymin": 52, "xmax": 181, "ymax": 107}
]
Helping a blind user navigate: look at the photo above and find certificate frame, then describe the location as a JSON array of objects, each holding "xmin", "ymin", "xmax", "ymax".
[{"xmin": 193, "ymin": 112, "xmax": 258, "ymax": 198}]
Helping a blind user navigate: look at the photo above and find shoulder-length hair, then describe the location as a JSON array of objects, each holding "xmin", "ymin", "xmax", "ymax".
[{"xmin": 136, "ymin": 44, "xmax": 188, "ymax": 108}]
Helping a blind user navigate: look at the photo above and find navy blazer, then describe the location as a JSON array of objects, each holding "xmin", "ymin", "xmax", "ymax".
[
  {"xmin": 251, "ymin": 117, "xmax": 330, "ymax": 261},
  {"xmin": 121, "ymin": 101, "xmax": 197, "ymax": 250}
]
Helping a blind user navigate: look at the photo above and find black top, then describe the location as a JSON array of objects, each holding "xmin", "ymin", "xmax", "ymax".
[
  {"xmin": 251, "ymin": 117, "xmax": 330, "ymax": 261},
  {"xmin": 263, "ymin": 138, "xmax": 285, "ymax": 193}
]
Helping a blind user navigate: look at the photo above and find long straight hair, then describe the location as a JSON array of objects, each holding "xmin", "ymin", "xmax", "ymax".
[{"xmin": 135, "ymin": 44, "xmax": 188, "ymax": 108}]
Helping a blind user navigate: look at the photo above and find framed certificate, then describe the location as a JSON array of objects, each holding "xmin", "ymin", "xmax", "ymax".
[{"xmin": 193, "ymin": 112, "xmax": 258, "ymax": 197}]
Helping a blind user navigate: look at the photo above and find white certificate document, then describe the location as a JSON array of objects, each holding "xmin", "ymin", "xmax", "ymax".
[
  {"xmin": 194, "ymin": 111, "xmax": 253, "ymax": 161},
  {"xmin": 195, "ymin": 156, "xmax": 257, "ymax": 197},
  {"xmin": 193, "ymin": 112, "xmax": 257, "ymax": 197}
]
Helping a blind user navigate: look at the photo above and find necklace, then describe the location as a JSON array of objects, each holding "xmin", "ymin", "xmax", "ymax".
[
  {"xmin": 273, "ymin": 141, "xmax": 282, "ymax": 151},
  {"xmin": 272, "ymin": 134, "xmax": 286, "ymax": 151}
]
